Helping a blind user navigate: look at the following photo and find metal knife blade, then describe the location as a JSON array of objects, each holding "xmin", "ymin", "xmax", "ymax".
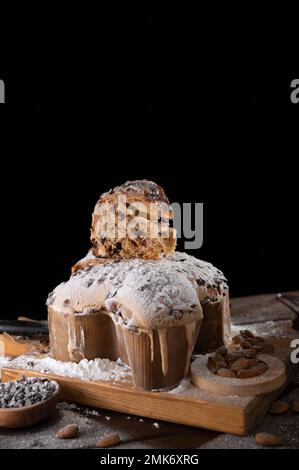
[{"xmin": 0, "ymin": 320, "xmax": 49, "ymax": 336}]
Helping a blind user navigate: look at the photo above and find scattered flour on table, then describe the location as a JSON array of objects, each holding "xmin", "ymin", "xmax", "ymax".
[
  {"xmin": 168, "ymin": 378, "xmax": 250, "ymax": 406},
  {"xmin": 57, "ymin": 401, "xmax": 101, "ymax": 417},
  {"xmin": 57, "ymin": 402, "xmax": 79, "ymax": 411},
  {"xmin": 8, "ymin": 354, "xmax": 131, "ymax": 382},
  {"xmin": 232, "ymin": 319, "xmax": 299, "ymax": 338}
]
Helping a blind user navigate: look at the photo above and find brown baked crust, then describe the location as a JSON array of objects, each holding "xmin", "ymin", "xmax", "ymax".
[
  {"xmin": 72, "ymin": 257, "xmax": 112, "ymax": 274},
  {"xmin": 100, "ymin": 180, "xmax": 170, "ymax": 206}
]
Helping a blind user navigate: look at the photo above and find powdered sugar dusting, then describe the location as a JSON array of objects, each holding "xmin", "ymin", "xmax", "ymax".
[
  {"xmin": 106, "ymin": 265, "xmax": 202, "ymax": 329},
  {"xmin": 8, "ymin": 354, "xmax": 131, "ymax": 383},
  {"xmin": 168, "ymin": 252, "xmax": 227, "ymax": 292},
  {"xmin": 48, "ymin": 251, "xmax": 227, "ymax": 329}
]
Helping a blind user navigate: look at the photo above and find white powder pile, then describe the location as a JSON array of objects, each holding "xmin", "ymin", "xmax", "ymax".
[{"xmin": 9, "ymin": 354, "xmax": 131, "ymax": 383}]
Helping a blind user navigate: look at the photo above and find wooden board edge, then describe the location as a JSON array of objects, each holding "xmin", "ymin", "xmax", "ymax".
[
  {"xmin": 1, "ymin": 366, "xmax": 247, "ymax": 435},
  {"xmin": 0, "ymin": 334, "xmax": 36, "ymax": 357}
]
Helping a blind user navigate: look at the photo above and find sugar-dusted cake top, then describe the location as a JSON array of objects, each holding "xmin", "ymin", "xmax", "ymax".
[{"xmin": 47, "ymin": 251, "xmax": 227, "ymax": 329}]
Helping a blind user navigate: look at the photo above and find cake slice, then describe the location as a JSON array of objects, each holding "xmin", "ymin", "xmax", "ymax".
[{"xmin": 91, "ymin": 180, "xmax": 176, "ymax": 260}]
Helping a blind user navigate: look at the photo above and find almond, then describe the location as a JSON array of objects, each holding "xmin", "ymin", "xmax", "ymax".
[
  {"xmin": 230, "ymin": 358, "xmax": 252, "ymax": 372},
  {"xmin": 215, "ymin": 346, "xmax": 228, "ymax": 357},
  {"xmin": 248, "ymin": 344, "xmax": 262, "ymax": 353},
  {"xmin": 96, "ymin": 433, "xmax": 120, "ymax": 448},
  {"xmin": 230, "ymin": 358, "xmax": 259, "ymax": 372},
  {"xmin": 56, "ymin": 424, "xmax": 79, "ymax": 439},
  {"xmin": 240, "ymin": 340, "xmax": 253, "ymax": 349},
  {"xmin": 269, "ymin": 401, "xmax": 289, "ymax": 415},
  {"xmin": 240, "ymin": 329, "xmax": 255, "ymax": 338},
  {"xmin": 255, "ymin": 432, "xmax": 282, "ymax": 447},
  {"xmin": 247, "ymin": 337, "xmax": 265, "ymax": 347},
  {"xmin": 226, "ymin": 351, "xmax": 247, "ymax": 365},
  {"xmin": 232, "ymin": 335, "xmax": 242, "ymax": 344},
  {"xmin": 207, "ymin": 356, "xmax": 218, "ymax": 373},
  {"xmin": 237, "ymin": 362, "xmax": 267, "ymax": 378},
  {"xmin": 216, "ymin": 368, "xmax": 237, "ymax": 378},
  {"xmin": 291, "ymin": 400, "xmax": 299, "ymax": 413},
  {"xmin": 253, "ymin": 336, "xmax": 266, "ymax": 345},
  {"xmin": 214, "ymin": 352, "xmax": 226, "ymax": 361},
  {"xmin": 245, "ymin": 358, "xmax": 260, "ymax": 368},
  {"xmin": 246, "ymin": 339, "xmax": 263, "ymax": 349},
  {"xmin": 213, "ymin": 354, "xmax": 228, "ymax": 368},
  {"xmin": 243, "ymin": 348, "xmax": 257, "ymax": 358}
]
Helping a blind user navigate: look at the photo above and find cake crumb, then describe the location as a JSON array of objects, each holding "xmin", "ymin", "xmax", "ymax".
[{"xmin": 57, "ymin": 402, "xmax": 78, "ymax": 411}]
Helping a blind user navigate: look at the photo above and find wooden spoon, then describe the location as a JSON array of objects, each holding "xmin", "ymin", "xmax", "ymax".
[{"xmin": 0, "ymin": 386, "xmax": 60, "ymax": 428}]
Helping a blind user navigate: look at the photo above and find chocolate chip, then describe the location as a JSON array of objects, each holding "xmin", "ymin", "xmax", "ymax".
[
  {"xmin": 115, "ymin": 242, "xmax": 122, "ymax": 253},
  {"xmin": 106, "ymin": 290, "xmax": 117, "ymax": 299},
  {"xmin": 0, "ymin": 377, "xmax": 57, "ymax": 408}
]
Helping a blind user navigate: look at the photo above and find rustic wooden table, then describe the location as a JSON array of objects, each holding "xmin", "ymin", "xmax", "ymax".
[{"xmin": 0, "ymin": 292, "xmax": 298, "ymax": 449}]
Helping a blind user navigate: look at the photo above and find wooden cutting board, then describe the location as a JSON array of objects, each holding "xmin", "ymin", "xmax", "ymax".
[{"xmin": 0, "ymin": 335, "xmax": 298, "ymax": 435}]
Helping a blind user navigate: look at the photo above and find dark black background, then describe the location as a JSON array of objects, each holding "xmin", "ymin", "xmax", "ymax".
[{"xmin": 1, "ymin": 10, "xmax": 298, "ymax": 319}]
